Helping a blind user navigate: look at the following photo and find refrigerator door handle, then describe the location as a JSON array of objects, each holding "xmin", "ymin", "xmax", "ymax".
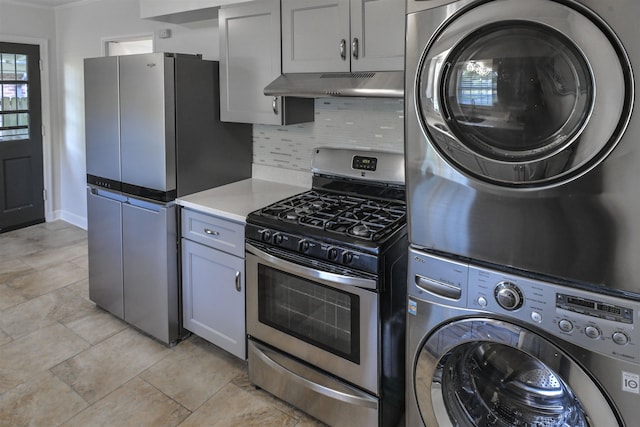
[{"xmin": 125, "ymin": 197, "xmax": 166, "ymax": 213}]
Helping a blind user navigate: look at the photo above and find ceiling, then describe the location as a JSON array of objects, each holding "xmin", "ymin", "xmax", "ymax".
[{"xmin": 5, "ymin": 0, "xmax": 82, "ymax": 7}]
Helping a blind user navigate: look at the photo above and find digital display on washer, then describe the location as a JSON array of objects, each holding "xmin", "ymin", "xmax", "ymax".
[
  {"xmin": 557, "ymin": 293, "xmax": 633, "ymax": 324},
  {"xmin": 352, "ymin": 156, "xmax": 377, "ymax": 171}
]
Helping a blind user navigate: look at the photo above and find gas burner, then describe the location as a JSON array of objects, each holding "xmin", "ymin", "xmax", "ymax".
[
  {"xmin": 282, "ymin": 211, "xmax": 299, "ymax": 221},
  {"xmin": 351, "ymin": 224, "xmax": 371, "ymax": 237},
  {"xmin": 299, "ymin": 216, "xmax": 326, "ymax": 228},
  {"xmin": 295, "ymin": 205, "xmax": 316, "ymax": 216}
]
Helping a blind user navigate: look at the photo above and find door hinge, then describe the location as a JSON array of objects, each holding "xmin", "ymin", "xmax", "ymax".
[{"xmin": 43, "ymin": 189, "xmax": 47, "ymax": 201}]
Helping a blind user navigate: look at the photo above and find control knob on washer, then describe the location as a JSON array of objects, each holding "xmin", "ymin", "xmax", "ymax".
[{"xmin": 494, "ymin": 281, "xmax": 524, "ymax": 311}]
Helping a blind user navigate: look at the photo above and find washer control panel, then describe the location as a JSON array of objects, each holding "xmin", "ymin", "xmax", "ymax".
[
  {"xmin": 466, "ymin": 264, "xmax": 639, "ymax": 364},
  {"xmin": 408, "ymin": 249, "xmax": 639, "ymax": 365}
]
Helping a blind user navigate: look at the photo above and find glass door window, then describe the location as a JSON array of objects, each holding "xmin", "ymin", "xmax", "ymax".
[
  {"xmin": 257, "ymin": 265, "xmax": 360, "ymax": 363},
  {"xmin": 0, "ymin": 53, "xmax": 30, "ymax": 142}
]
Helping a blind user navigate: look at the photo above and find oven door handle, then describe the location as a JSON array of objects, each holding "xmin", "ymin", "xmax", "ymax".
[{"xmin": 246, "ymin": 243, "xmax": 377, "ymax": 291}]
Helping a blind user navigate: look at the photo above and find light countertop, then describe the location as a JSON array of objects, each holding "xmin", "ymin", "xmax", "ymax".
[{"xmin": 176, "ymin": 178, "xmax": 309, "ymax": 223}]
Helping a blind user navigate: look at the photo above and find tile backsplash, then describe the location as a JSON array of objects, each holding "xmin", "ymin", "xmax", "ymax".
[{"xmin": 253, "ymin": 98, "xmax": 404, "ymax": 172}]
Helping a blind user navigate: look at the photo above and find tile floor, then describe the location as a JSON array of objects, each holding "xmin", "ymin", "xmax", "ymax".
[{"xmin": 0, "ymin": 221, "xmax": 326, "ymax": 427}]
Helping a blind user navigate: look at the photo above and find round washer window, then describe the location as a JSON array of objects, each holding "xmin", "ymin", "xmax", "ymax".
[
  {"xmin": 442, "ymin": 22, "xmax": 593, "ymax": 161},
  {"xmin": 416, "ymin": 0, "xmax": 632, "ymax": 188}
]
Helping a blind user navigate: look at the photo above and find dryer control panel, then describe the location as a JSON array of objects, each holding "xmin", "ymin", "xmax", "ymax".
[{"xmin": 408, "ymin": 249, "xmax": 640, "ymax": 365}]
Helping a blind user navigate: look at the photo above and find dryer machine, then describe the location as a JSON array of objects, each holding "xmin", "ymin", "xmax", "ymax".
[
  {"xmin": 406, "ymin": 249, "xmax": 640, "ymax": 426},
  {"xmin": 405, "ymin": 0, "xmax": 640, "ymax": 294}
]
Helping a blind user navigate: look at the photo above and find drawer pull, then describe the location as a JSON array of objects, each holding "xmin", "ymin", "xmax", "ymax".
[
  {"xmin": 235, "ymin": 271, "xmax": 241, "ymax": 292},
  {"xmin": 204, "ymin": 228, "xmax": 220, "ymax": 236}
]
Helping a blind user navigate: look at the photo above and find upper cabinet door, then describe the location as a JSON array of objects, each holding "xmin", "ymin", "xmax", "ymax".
[
  {"xmin": 350, "ymin": 0, "xmax": 405, "ymax": 71},
  {"xmin": 219, "ymin": 0, "xmax": 283, "ymax": 124},
  {"xmin": 282, "ymin": 0, "xmax": 351, "ymax": 73}
]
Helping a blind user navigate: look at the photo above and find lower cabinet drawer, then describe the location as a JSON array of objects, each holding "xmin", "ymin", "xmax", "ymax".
[{"xmin": 181, "ymin": 208, "xmax": 244, "ymax": 257}]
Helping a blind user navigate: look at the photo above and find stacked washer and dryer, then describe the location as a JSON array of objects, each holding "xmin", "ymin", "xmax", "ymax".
[{"xmin": 404, "ymin": 0, "xmax": 640, "ymax": 425}]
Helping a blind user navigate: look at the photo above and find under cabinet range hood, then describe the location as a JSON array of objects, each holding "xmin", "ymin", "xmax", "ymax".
[{"xmin": 264, "ymin": 71, "xmax": 404, "ymax": 98}]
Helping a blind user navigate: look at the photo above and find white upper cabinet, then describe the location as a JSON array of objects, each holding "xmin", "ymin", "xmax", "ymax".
[
  {"xmin": 219, "ymin": 0, "xmax": 314, "ymax": 124},
  {"xmin": 282, "ymin": 0, "xmax": 405, "ymax": 73}
]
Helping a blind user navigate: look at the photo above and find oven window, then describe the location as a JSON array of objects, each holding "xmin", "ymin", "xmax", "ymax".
[{"xmin": 257, "ymin": 265, "xmax": 360, "ymax": 364}]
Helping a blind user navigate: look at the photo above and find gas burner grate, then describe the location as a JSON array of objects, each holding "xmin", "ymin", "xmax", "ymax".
[{"xmin": 254, "ymin": 190, "xmax": 406, "ymax": 241}]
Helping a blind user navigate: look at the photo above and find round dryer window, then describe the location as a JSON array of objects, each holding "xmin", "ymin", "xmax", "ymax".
[
  {"xmin": 414, "ymin": 318, "xmax": 620, "ymax": 426},
  {"xmin": 416, "ymin": 0, "xmax": 633, "ymax": 188}
]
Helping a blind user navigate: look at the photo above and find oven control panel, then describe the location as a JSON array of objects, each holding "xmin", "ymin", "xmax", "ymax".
[{"xmin": 245, "ymin": 224, "xmax": 379, "ymax": 274}]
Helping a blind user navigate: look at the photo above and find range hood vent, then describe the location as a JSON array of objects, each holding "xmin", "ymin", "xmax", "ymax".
[{"xmin": 264, "ymin": 71, "xmax": 404, "ymax": 98}]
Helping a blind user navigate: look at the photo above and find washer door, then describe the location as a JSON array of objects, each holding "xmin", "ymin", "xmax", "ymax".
[
  {"xmin": 416, "ymin": 0, "xmax": 633, "ymax": 188},
  {"xmin": 414, "ymin": 318, "xmax": 620, "ymax": 426}
]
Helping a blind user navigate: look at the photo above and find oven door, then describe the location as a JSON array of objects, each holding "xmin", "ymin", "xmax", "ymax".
[{"xmin": 246, "ymin": 242, "xmax": 379, "ymax": 394}]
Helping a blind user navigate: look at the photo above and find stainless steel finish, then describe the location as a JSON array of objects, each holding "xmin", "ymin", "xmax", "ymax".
[
  {"xmin": 248, "ymin": 340, "xmax": 379, "ymax": 427},
  {"xmin": 263, "ymin": 70, "xmax": 404, "ymax": 98},
  {"xmin": 409, "ymin": 0, "xmax": 630, "ymax": 187},
  {"xmin": 406, "ymin": 248, "xmax": 639, "ymax": 426},
  {"xmin": 85, "ymin": 52, "xmax": 252, "ymax": 345},
  {"xmin": 352, "ymin": 38, "xmax": 359, "ymax": 59},
  {"xmin": 246, "ymin": 242, "xmax": 377, "ymax": 291},
  {"xmin": 122, "ymin": 197, "xmax": 178, "ymax": 344},
  {"xmin": 120, "ymin": 53, "xmax": 175, "ymax": 192},
  {"xmin": 87, "ymin": 188, "xmax": 125, "ymax": 318},
  {"xmin": 311, "ymin": 146, "xmax": 404, "ymax": 185},
  {"xmin": 84, "ymin": 56, "xmax": 120, "ymax": 183},
  {"xmin": 404, "ymin": 0, "xmax": 640, "ymax": 295},
  {"xmin": 87, "ymin": 187, "xmax": 179, "ymax": 344},
  {"xmin": 414, "ymin": 274, "xmax": 461, "ymax": 300},
  {"xmin": 246, "ymin": 244, "xmax": 379, "ymax": 394},
  {"xmin": 340, "ymin": 39, "xmax": 347, "ymax": 60}
]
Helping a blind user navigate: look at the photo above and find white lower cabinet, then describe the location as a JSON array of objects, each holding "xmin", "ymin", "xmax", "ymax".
[{"xmin": 181, "ymin": 209, "xmax": 246, "ymax": 359}]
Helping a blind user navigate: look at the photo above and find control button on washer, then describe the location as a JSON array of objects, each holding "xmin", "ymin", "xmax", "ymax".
[
  {"xmin": 558, "ymin": 319, "xmax": 573, "ymax": 333},
  {"xmin": 612, "ymin": 331, "xmax": 630, "ymax": 346},
  {"xmin": 584, "ymin": 325, "xmax": 601, "ymax": 339},
  {"xmin": 531, "ymin": 311, "xmax": 542, "ymax": 323},
  {"xmin": 477, "ymin": 296, "xmax": 488, "ymax": 307}
]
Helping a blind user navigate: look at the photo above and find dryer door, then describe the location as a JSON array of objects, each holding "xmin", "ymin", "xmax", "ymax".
[
  {"xmin": 416, "ymin": 0, "xmax": 633, "ymax": 188},
  {"xmin": 414, "ymin": 318, "xmax": 620, "ymax": 427}
]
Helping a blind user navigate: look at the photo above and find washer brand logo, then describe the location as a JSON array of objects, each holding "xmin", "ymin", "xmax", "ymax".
[{"xmin": 622, "ymin": 371, "xmax": 639, "ymax": 394}]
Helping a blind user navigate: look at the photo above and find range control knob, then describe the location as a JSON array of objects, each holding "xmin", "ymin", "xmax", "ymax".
[
  {"xmin": 494, "ymin": 281, "xmax": 524, "ymax": 311},
  {"xmin": 327, "ymin": 247, "xmax": 339, "ymax": 260},
  {"xmin": 273, "ymin": 233, "xmax": 284, "ymax": 245},
  {"xmin": 298, "ymin": 240, "xmax": 310, "ymax": 253},
  {"xmin": 259, "ymin": 229, "xmax": 272, "ymax": 242},
  {"xmin": 342, "ymin": 252, "xmax": 354, "ymax": 264}
]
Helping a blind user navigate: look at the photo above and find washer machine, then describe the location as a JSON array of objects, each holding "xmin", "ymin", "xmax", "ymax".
[
  {"xmin": 406, "ymin": 248, "xmax": 640, "ymax": 426},
  {"xmin": 405, "ymin": 0, "xmax": 640, "ymax": 293}
]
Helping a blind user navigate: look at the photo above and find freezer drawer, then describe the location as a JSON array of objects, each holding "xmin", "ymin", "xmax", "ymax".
[
  {"xmin": 87, "ymin": 188, "xmax": 125, "ymax": 318},
  {"xmin": 122, "ymin": 197, "xmax": 179, "ymax": 344}
]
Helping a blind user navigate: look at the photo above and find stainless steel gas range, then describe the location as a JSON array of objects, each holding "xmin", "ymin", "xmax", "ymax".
[{"xmin": 245, "ymin": 147, "xmax": 407, "ymax": 427}]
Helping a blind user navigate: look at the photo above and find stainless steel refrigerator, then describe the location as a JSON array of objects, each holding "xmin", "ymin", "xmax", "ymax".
[{"xmin": 84, "ymin": 52, "xmax": 252, "ymax": 345}]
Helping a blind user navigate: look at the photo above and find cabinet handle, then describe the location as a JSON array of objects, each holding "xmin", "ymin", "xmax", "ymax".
[
  {"xmin": 340, "ymin": 39, "xmax": 347, "ymax": 60},
  {"xmin": 272, "ymin": 96, "xmax": 279, "ymax": 115},
  {"xmin": 235, "ymin": 271, "xmax": 241, "ymax": 292},
  {"xmin": 352, "ymin": 37, "xmax": 359, "ymax": 59},
  {"xmin": 204, "ymin": 228, "xmax": 219, "ymax": 236}
]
